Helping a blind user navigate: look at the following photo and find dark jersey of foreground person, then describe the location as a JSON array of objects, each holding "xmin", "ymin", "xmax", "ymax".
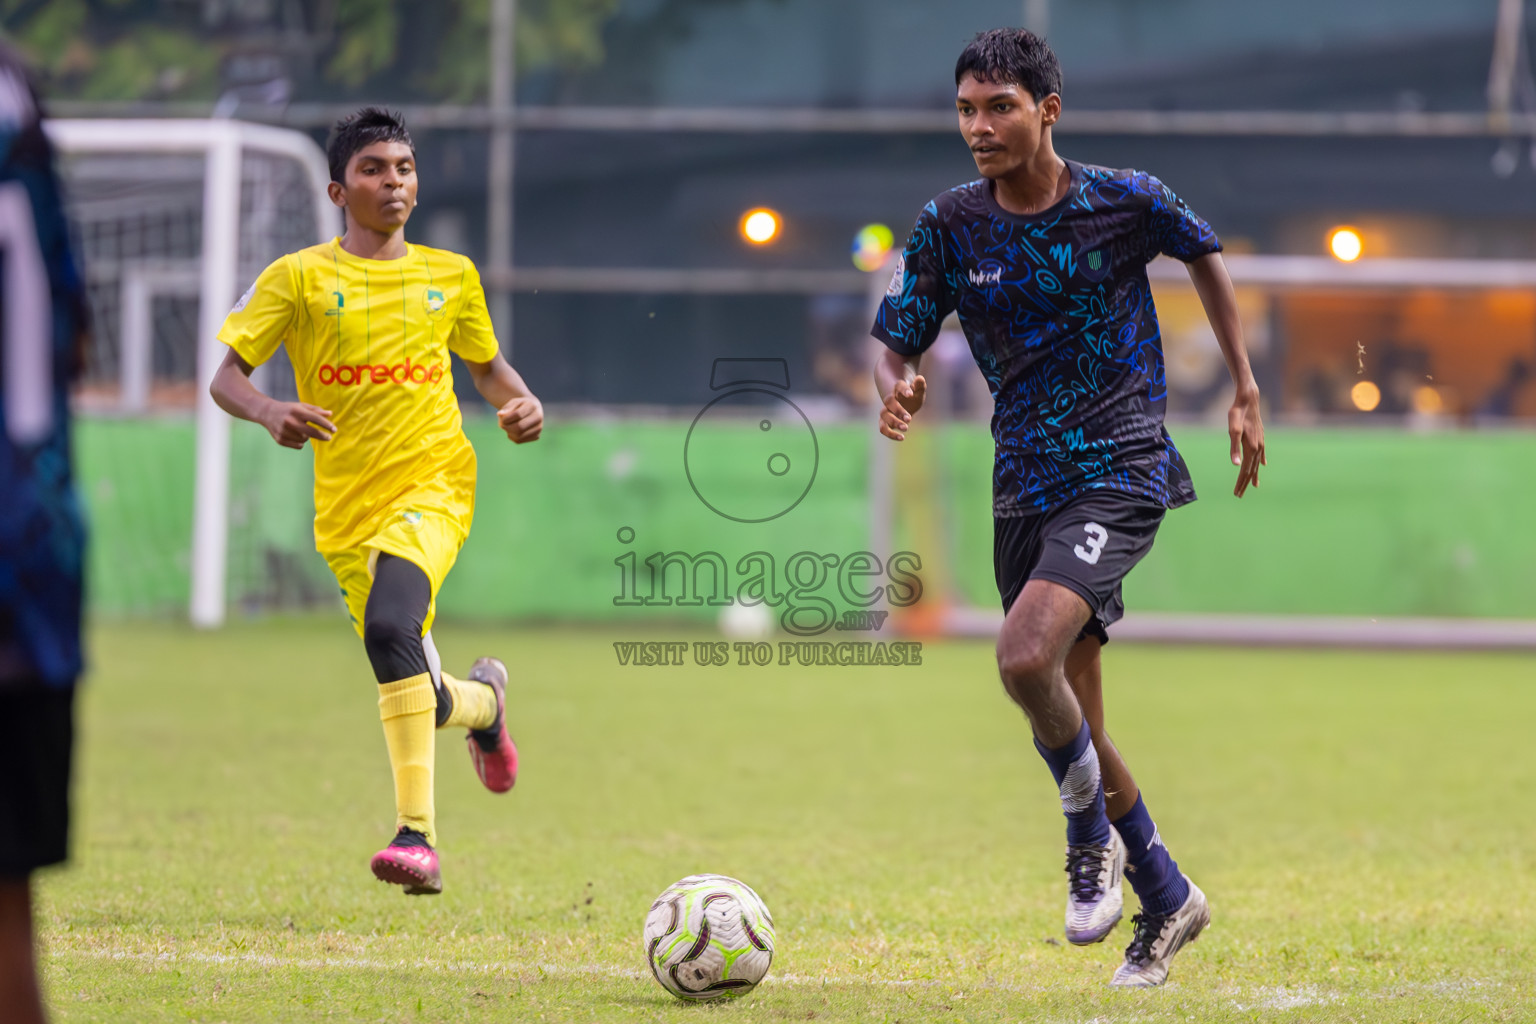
[
  {"xmin": 0, "ymin": 42, "xmax": 88, "ymax": 689},
  {"xmin": 873, "ymin": 159, "xmax": 1222, "ymax": 516}
]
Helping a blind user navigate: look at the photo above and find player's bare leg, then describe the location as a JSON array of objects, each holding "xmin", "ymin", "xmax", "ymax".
[
  {"xmin": 0, "ymin": 881, "xmax": 46, "ymax": 1024},
  {"xmin": 1065, "ymin": 638, "xmax": 1208, "ymax": 987},
  {"xmin": 996, "ymin": 579, "xmax": 1124, "ymax": 945},
  {"xmin": 1065, "ymin": 639, "xmax": 1136, "ymax": 820},
  {"xmin": 996, "ymin": 579, "xmax": 1091, "ymax": 747}
]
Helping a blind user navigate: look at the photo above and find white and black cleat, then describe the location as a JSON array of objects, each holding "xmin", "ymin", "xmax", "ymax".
[
  {"xmin": 1110, "ymin": 876, "xmax": 1209, "ymax": 988},
  {"xmin": 1063, "ymin": 829, "xmax": 1126, "ymax": 945}
]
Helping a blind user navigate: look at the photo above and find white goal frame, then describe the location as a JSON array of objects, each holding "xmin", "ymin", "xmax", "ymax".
[{"xmin": 46, "ymin": 119, "xmax": 334, "ymax": 627}]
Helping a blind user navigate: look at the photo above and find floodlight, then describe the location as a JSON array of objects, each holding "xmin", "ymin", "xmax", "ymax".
[
  {"xmin": 1329, "ymin": 227, "xmax": 1363, "ymax": 262},
  {"xmin": 1350, "ymin": 380, "xmax": 1381, "ymax": 411},
  {"xmin": 740, "ymin": 208, "xmax": 781, "ymax": 245}
]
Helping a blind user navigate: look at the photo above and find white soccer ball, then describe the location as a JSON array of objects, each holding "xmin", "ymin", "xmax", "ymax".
[
  {"xmin": 642, "ymin": 873, "xmax": 775, "ymax": 1000},
  {"xmin": 718, "ymin": 600, "xmax": 774, "ymax": 639}
]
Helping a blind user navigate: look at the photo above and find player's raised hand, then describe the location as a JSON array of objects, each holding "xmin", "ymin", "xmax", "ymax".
[
  {"xmin": 498, "ymin": 395, "xmax": 543, "ymax": 443},
  {"xmin": 1227, "ymin": 386, "xmax": 1265, "ymax": 497},
  {"xmin": 879, "ymin": 375, "xmax": 927, "ymax": 441},
  {"xmin": 263, "ymin": 401, "xmax": 336, "ymax": 449}
]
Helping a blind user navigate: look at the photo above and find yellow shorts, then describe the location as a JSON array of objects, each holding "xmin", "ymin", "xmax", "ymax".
[{"xmin": 323, "ymin": 507, "xmax": 467, "ymax": 639}]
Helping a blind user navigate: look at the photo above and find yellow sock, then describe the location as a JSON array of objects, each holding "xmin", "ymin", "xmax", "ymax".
[
  {"xmin": 439, "ymin": 672, "xmax": 498, "ymax": 731},
  {"xmin": 377, "ymin": 673, "xmax": 437, "ymax": 846}
]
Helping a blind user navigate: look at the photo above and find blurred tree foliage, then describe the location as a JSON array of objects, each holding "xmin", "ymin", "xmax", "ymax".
[{"xmin": 0, "ymin": 0, "xmax": 623, "ymax": 102}]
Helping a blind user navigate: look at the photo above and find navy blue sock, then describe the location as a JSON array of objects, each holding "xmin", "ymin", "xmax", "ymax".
[
  {"xmin": 1111, "ymin": 793, "xmax": 1189, "ymax": 915},
  {"xmin": 1033, "ymin": 719, "xmax": 1112, "ymax": 848}
]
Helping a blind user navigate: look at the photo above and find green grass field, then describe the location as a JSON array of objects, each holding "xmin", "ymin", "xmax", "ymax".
[{"xmin": 39, "ymin": 622, "xmax": 1536, "ymax": 1022}]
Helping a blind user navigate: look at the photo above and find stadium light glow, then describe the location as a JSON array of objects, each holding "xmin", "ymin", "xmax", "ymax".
[
  {"xmin": 1329, "ymin": 226, "xmax": 1363, "ymax": 262},
  {"xmin": 1411, "ymin": 385, "xmax": 1444, "ymax": 415},
  {"xmin": 1351, "ymin": 380, "xmax": 1381, "ymax": 411},
  {"xmin": 740, "ymin": 208, "xmax": 781, "ymax": 245}
]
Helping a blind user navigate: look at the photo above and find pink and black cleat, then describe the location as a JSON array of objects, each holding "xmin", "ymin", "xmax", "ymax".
[
  {"xmin": 465, "ymin": 656, "xmax": 518, "ymax": 793},
  {"xmin": 370, "ymin": 827, "xmax": 442, "ymax": 895}
]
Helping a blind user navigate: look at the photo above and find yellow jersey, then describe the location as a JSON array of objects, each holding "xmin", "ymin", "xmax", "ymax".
[{"xmin": 218, "ymin": 238, "xmax": 500, "ymax": 552}]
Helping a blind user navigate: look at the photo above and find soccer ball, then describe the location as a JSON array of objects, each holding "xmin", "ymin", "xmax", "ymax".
[
  {"xmin": 642, "ymin": 873, "xmax": 775, "ymax": 1000},
  {"xmin": 718, "ymin": 600, "xmax": 774, "ymax": 639}
]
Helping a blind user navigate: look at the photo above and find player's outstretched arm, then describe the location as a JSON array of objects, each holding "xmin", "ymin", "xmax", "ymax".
[
  {"xmin": 464, "ymin": 353, "xmax": 543, "ymax": 444},
  {"xmin": 874, "ymin": 346, "xmax": 927, "ymax": 442},
  {"xmin": 1186, "ymin": 253, "xmax": 1265, "ymax": 497},
  {"xmin": 209, "ymin": 349, "xmax": 335, "ymax": 449}
]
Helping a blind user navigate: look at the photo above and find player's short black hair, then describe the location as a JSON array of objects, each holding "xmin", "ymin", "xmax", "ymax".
[
  {"xmin": 326, "ymin": 107, "xmax": 415, "ymax": 184},
  {"xmin": 955, "ymin": 28, "xmax": 1062, "ymax": 101}
]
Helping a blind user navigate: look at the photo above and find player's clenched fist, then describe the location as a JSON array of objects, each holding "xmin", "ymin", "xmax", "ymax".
[
  {"xmin": 879, "ymin": 375, "xmax": 927, "ymax": 441},
  {"xmin": 497, "ymin": 396, "xmax": 543, "ymax": 443},
  {"xmin": 262, "ymin": 401, "xmax": 336, "ymax": 449}
]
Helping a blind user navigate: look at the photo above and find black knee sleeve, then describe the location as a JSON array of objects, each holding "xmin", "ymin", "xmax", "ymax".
[
  {"xmin": 362, "ymin": 554, "xmax": 431, "ymax": 684},
  {"xmin": 364, "ymin": 555, "xmax": 453, "ymax": 724}
]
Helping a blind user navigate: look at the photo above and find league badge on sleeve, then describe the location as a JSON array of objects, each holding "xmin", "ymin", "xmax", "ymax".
[
  {"xmin": 885, "ymin": 253, "xmax": 906, "ymax": 298},
  {"xmin": 230, "ymin": 281, "xmax": 256, "ymax": 314}
]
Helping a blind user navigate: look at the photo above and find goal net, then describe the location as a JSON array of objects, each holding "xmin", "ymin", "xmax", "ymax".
[{"xmin": 51, "ymin": 119, "xmax": 336, "ymax": 626}]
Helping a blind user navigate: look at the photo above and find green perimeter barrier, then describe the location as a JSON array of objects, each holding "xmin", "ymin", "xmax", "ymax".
[
  {"xmin": 76, "ymin": 418, "xmax": 196, "ymax": 615},
  {"xmin": 932, "ymin": 424, "xmax": 1536, "ymax": 619},
  {"xmin": 443, "ymin": 417, "xmax": 872, "ymax": 625},
  {"xmin": 75, "ymin": 417, "xmax": 1536, "ymax": 622}
]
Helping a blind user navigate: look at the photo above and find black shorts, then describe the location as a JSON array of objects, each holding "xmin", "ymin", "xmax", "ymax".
[
  {"xmin": 0, "ymin": 685, "xmax": 75, "ymax": 877},
  {"xmin": 994, "ymin": 491, "xmax": 1166, "ymax": 644}
]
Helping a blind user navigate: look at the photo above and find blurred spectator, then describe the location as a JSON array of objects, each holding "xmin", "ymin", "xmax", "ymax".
[
  {"xmin": 808, "ymin": 292, "xmax": 872, "ymax": 406},
  {"xmin": 1479, "ymin": 357, "xmax": 1533, "ymax": 417}
]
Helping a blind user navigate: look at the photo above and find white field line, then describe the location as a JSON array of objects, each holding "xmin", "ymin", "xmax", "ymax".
[
  {"xmin": 56, "ymin": 947, "xmax": 1054, "ymax": 996},
  {"xmin": 50, "ymin": 946, "xmax": 1508, "ymax": 1010},
  {"xmin": 1228, "ymin": 985, "xmax": 1342, "ymax": 1012},
  {"xmin": 58, "ymin": 947, "xmax": 647, "ymax": 981},
  {"xmin": 53, "ymin": 947, "xmax": 1014, "ymax": 991}
]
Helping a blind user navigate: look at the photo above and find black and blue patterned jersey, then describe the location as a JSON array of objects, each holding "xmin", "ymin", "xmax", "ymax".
[
  {"xmin": 873, "ymin": 160, "xmax": 1220, "ymax": 516},
  {"xmin": 0, "ymin": 44, "xmax": 87, "ymax": 688}
]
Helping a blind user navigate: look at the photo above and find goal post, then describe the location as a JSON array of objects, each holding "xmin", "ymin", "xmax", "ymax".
[{"xmin": 47, "ymin": 119, "xmax": 334, "ymax": 627}]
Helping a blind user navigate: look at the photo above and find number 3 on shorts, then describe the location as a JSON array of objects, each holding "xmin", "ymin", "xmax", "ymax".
[{"xmin": 1074, "ymin": 522, "xmax": 1109, "ymax": 565}]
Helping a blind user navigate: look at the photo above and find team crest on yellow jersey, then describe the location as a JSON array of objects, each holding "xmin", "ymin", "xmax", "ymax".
[
  {"xmin": 424, "ymin": 287, "xmax": 447, "ymax": 321},
  {"xmin": 399, "ymin": 509, "xmax": 425, "ymax": 531}
]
